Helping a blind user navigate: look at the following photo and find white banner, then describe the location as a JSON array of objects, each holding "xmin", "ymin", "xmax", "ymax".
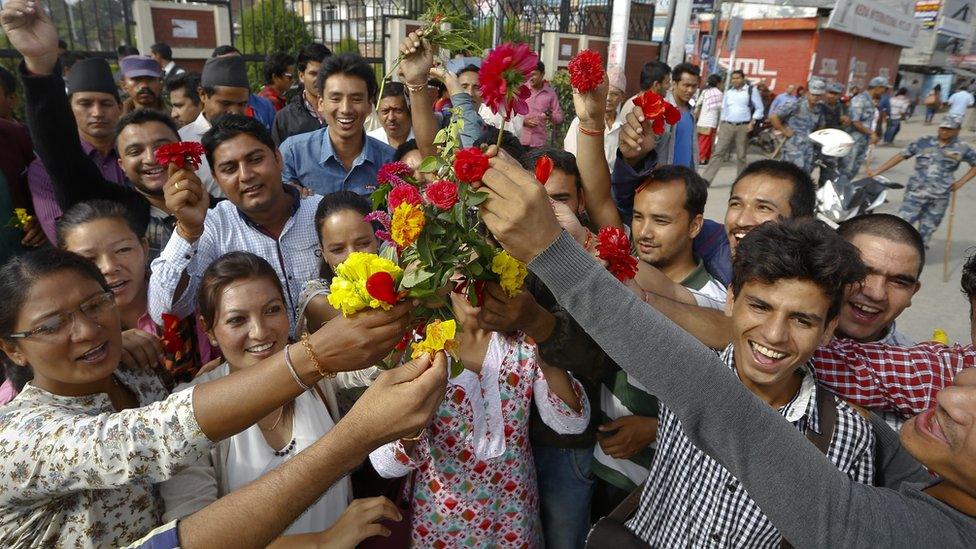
[{"xmin": 826, "ymin": 0, "xmax": 920, "ymax": 47}]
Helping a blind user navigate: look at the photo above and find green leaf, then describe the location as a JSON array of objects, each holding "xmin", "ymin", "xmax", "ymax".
[
  {"xmin": 380, "ymin": 245, "xmax": 398, "ymax": 262},
  {"xmin": 370, "ymin": 184, "xmax": 392, "ymax": 210},
  {"xmin": 401, "ymin": 268, "xmax": 436, "ymax": 288},
  {"xmin": 466, "ymin": 191, "xmax": 488, "ymax": 206},
  {"xmin": 433, "ymin": 129, "xmax": 448, "ymax": 145},
  {"xmin": 450, "ymin": 358, "xmax": 465, "ymax": 378},
  {"xmin": 419, "ymin": 156, "xmax": 444, "ymax": 173}
]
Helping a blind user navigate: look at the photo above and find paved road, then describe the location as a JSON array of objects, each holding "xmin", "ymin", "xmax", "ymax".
[{"xmin": 700, "ymin": 115, "xmax": 976, "ymax": 345}]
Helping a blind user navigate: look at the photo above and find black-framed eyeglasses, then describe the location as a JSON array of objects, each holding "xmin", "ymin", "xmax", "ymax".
[{"xmin": 6, "ymin": 291, "xmax": 116, "ymax": 340}]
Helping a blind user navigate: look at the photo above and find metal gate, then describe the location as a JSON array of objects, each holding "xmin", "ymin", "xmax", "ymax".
[{"xmin": 0, "ymin": 0, "xmax": 136, "ymax": 59}]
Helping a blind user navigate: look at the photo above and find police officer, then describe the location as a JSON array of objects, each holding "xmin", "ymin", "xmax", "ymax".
[
  {"xmin": 820, "ymin": 82, "xmax": 850, "ymax": 130},
  {"xmin": 770, "ymin": 77, "xmax": 826, "ymax": 172},
  {"xmin": 868, "ymin": 115, "xmax": 976, "ymax": 246},
  {"xmin": 843, "ymin": 76, "xmax": 887, "ymax": 180}
]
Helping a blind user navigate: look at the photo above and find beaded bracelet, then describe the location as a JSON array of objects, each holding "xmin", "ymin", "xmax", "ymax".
[
  {"xmin": 300, "ymin": 331, "xmax": 335, "ymax": 379},
  {"xmin": 578, "ymin": 125, "xmax": 605, "ymax": 137},
  {"xmin": 283, "ymin": 344, "xmax": 311, "ymax": 391}
]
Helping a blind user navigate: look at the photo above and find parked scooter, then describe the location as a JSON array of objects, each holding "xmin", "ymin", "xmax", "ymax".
[{"xmin": 808, "ymin": 128, "xmax": 904, "ymax": 226}]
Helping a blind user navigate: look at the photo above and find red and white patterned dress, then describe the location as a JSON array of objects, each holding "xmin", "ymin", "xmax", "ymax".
[{"xmin": 369, "ymin": 332, "xmax": 590, "ymax": 548}]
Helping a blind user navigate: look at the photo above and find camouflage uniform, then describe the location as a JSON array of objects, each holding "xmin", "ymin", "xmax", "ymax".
[
  {"xmin": 820, "ymin": 101, "xmax": 848, "ymax": 130},
  {"xmin": 775, "ymin": 98, "xmax": 824, "ymax": 172},
  {"xmin": 897, "ymin": 135, "xmax": 976, "ymax": 245},
  {"xmin": 842, "ymin": 92, "xmax": 876, "ymax": 179}
]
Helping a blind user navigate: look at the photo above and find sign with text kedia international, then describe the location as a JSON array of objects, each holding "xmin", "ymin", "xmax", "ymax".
[{"xmin": 827, "ymin": 0, "xmax": 920, "ymax": 47}]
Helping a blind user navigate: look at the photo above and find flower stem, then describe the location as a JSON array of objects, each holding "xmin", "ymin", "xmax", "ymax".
[{"xmin": 495, "ymin": 114, "xmax": 507, "ymax": 149}]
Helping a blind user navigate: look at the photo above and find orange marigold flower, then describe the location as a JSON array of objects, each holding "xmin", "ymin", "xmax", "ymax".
[{"xmin": 390, "ymin": 202, "xmax": 425, "ymax": 247}]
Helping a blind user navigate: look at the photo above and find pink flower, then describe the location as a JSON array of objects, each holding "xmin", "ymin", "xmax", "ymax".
[
  {"xmin": 387, "ymin": 183, "xmax": 422, "ymax": 212},
  {"xmin": 479, "ymin": 42, "xmax": 538, "ymax": 118},
  {"xmin": 364, "ymin": 211, "xmax": 393, "ymax": 245},
  {"xmin": 377, "ymin": 161, "xmax": 413, "ymax": 187},
  {"xmin": 424, "ymin": 179, "xmax": 459, "ymax": 210}
]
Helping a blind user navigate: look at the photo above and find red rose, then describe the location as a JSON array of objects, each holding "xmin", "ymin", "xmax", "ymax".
[
  {"xmin": 632, "ymin": 90, "xmax": 682, "ymax": 135},
  {"xmin": 160, "ymin": 313, "xmax": 185, "ymax": 354},
  {"xmin": 424, "ymin": 179, "xmax": 459, "ymax": 210},
  {"xmin": 365, "ymin": 271, "xmax": 399, "ymax": 305},
  {"xmin": 155, "ymin": 142, "xmax": 206, "ymax": 170},
  {"xmin": 453, "ymin": 147, "xmax": 490, "ymax": 183},
  {"xmin": 534, "ymin": 155, "xmax": 553, "ymax": 185},
  {"xmin": 387, "ymin": 183, "xmax": 422, "ymax": 211},
  {"xmin": 567, "ymin": 50, "xmax": 605, "ymax": 94},
  {"xmin": 596, "ymin": 226, "xmax": 638, "ymax": 282}
]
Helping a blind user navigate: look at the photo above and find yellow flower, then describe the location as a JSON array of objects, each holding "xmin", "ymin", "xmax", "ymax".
[
  {"xmin": 390, "ymin": 202, "xmax": 425, "ymax": 247},
  {"xmin": 8, "ymin": 208, "xmax": 32, "ymax": 229},
  {"xmin": 932, "ymin": 329, "xmax": 950, "ymax": 345},
  {"xmin": 411, "ymin": 319, "xmax": 457, "ymax": 359},
  {"xmin": 491, "ymin": 250, "xmax": 528, "ymax": 297},
  {"xmin": 327, "ymin": 252, "xmax": 403, "ymax": 316}
]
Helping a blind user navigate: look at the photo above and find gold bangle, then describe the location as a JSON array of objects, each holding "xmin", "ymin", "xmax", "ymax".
[
  {"xmin": 300, "ymin": 331, "xmax": 334, "ymax": 379},
  {"xmin": 578, "ymin": 125, "xmax": 605, "ymax": 137},
  {"xmin": 401, "ymin": 427, "xmax": 426, "ymax": 442},
  {"xmin": 404, "ymin": 82, "xmax": 426, "ymax": 94},
  {"xmin": 175, "ymin": 221, "xmax": 202, "ymax": 241}
]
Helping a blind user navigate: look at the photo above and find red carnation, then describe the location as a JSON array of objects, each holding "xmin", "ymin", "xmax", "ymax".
[
  {"xmin": 424, "ymin": 179, "xmax": 460, "ymax": 210},
  {"xmin": 632, "ymin": 90, "xmax": 682, "ymax": 135},
  {"xmin": 387, "ymin": 183, "xmax": 422, "ymax": 212},
  {"xmin": 155, "ymin": 142, "xmax": 206, "ymax": 171},
  {"xmin": 567, "ymin": 50, "xmax": 605, "ymax": 93},
  {"xmin": 160, "ymin": 313, "xmax": 185, "ymax": 354},
  {"xmin": 365, "ymin": 271, "xmax": 399, "ymax": 305},
  {"xmin": 479, "ymin": 42, "xmax": 538, "ymax": 117},
  {"xmin": 534, "ymin": 155, "xmax": 553, "ymax": 185},
  {"xmin": 453, "ymin": 147, "xmax": 490, "ymax": 183},
  {"xmin": 377, "ymin": 161, "xmax": 413, "ymax": 187},
  {"xmin": 596, "ymin": 226, "xmax": 638, "ymax": 282}
]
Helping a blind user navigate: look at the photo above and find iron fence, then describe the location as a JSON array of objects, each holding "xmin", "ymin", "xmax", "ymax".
[{"xmin": 0, "ymin": 0, "xmax": 136, "ymax": 59}]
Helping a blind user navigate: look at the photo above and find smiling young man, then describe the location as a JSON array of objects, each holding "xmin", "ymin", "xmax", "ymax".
[
  {"xmin": 149, "ymin": 114, "xmax": 322, "ymax": 334},
  {"xmin": 279, "ymin": 53, "xmax": 394, "ymax": 196},
  {"xmin": 27, "ymin": 57, "xmax": 125, "ymax": 244}
]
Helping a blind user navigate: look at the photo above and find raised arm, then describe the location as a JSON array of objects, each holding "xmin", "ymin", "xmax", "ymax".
[
  {"xmin": 397, "ymin": 31, "xmax": 438, "ymax": 159},
  {"xmin": 571, "ymin": 74, "xmax": 624, "ymax": 230}
]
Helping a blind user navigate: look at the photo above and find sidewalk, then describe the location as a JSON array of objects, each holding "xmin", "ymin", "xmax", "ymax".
[{"xmin": 700, "ymin": 115, "xmax": 976, "ymax": 344}]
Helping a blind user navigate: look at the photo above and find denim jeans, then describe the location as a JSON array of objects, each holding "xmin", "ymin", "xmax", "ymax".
[
  {"xmin": 884, "ymin": 119, "xmax": 901, "ymax": 143},
  {"xmin": 534, "ymin": 444, "xmax": 596, "ymax": 549}
]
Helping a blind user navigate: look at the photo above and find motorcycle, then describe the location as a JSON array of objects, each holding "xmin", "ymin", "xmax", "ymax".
[
  {"xmin": 749, "ymin": 119, "xmax": 777, "ymax": 156},
  {"xmin": 808, "ymin": 128, "xmax": 905, "ymax": 226}
]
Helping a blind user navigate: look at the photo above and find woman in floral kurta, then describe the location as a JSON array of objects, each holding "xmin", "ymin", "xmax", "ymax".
[{"xmin": 370, "ymin": 329, "xmax": 590, "ymax": 548}]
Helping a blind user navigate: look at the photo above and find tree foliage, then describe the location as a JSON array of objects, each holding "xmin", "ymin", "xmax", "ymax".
[{"xmin": 239, "ymin": 0, "xmax": 314, "ymax": 58}]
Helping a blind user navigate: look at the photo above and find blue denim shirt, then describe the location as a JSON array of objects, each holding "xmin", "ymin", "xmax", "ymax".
[{"xmin": 279, "ymin": 127, "xmax": 395, "ymax": 196}]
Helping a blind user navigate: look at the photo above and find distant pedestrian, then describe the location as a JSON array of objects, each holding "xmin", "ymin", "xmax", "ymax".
[
  {"xmin": 884, "ymin": 88, "xmax": 910, "ymax": 144},
  {"xmin": 150, "ymin": 42, "xmax": 184, "ymax": 87},
  {"xmin": 923, "ymin": 84, "xmax": 941, "ymax": 125},
  {"xmin": 770, "ymin": 78, "xmax": 825, "ymax": 173},
  {"xmin": 702, "ymin": 70, "xmax": 764, "ymax": 183},
  {"xmin": 841, "ymin": 76, "xmax": 886, "ymax": 180},
  {"xmin": 695, "ymin": 73, "xmax": 723, "ymax": 164}
]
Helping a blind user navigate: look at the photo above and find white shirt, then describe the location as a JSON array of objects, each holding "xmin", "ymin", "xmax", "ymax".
[
  {"xmin": 163, "ymin": 61, "xmax": 184, "ymax": 78},
  {"xmin": 366, "ymin": 126, "xmax": 415, "ymax": 147},
  {"xmin": 479, "ymin": 103, "xmax": 524, "ymax": 138},
  {"xmin": 721, "ymin": 85, "xmax": 765, "ymax": 123},
  {"xmin": 148, "ymin": 192, "xmax": 323, "ymax": 336},
  {"xmin": 178, "ymin": 112, "xmax": 224, "ymax": 198},
  {"xmin": 947, "ymin": 90, "xmax": 974, "ymax": 117},
  {"xmin": 562, "ymin": 112, "xmax": 623, "ymax": 167}
]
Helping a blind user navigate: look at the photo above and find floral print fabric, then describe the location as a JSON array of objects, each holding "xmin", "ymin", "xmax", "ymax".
[{"xmin": 0, "ymin": 367, "xmax": 210, "ymax": 547}]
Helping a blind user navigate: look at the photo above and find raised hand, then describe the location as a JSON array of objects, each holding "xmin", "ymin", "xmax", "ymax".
[
  {"xmin": 429, "ymin": 65, "xmax": 461, "ymax": 98},
  {"xmin": 0, "ymin": 0, "xmax": 60, "ymax": 75},
  {"xmin": 572, "ymin": 74, "xmax": 609, "ymax": 130},
  {"xmin": 311, "ymin": 301, "xmax": 414, "ymax": 373},
  {"xmin": 399, "ymin": 30, "xmax": 434, "ymax": 86},
  {"xmin": 162, "ymin": 164, "xmax": 209, "ymax": 240},
  {"xmin": 618, "ymin": 103, "xmax": 657, "ymax": 166},
  {"xmin": 314, "ymin": 497, "xmax": 403, "ymax": 547}
]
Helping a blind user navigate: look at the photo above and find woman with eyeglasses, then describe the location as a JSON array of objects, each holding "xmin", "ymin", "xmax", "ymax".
[{"xmin": 0, "ymin": 247, "xmax": 413, "ymax": 547}]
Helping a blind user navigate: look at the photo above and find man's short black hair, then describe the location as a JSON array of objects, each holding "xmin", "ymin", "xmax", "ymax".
[
  {"xmin": 58, "ymin": 39, "xmax": 68, "ymax": 50},
  {"xmin": 475, "ymin": 127, "xmax": 525, "ymax": 162},
  {"xmin": 201, "ymin": 114, "xmax": 277, "ymax": 169},
  {"xmin": 732, "ymin": 159, "xmax": 816, "ymax": 218},
  {"xmin": 0, "ymin": 66, "xmax": 16, "ymax": 96},
  {"xmin": 837, "ymin": 213, "xmax": 925, "ymax": 276},
  {"xmin": 211, "ymin": 45, "xmax": 241, "ymax": 58},
  {"xmin": 521, "ymin": 147, "xmax": 581, "ymax": 191},
  {"xmin": 733, "ymin": 218, "xmax": 867, "ymax": 322},
  {"xmin": 296, "ymin": 43, "xmax": 332, "ymax": 73},
  {"xmin": 731, "ymin": 69, "xmax": 745, "ymax": 78},
  {"xmin": 150, "ymin": 42, "xmax": 173, "ymax": 61},
  {"xmin": 536, "ymin": 61, "xmax": 546, "ymax": 74},
  {"xmin": 165, "ymin": 72, "xmax": 202, "ymax": 105},
  {"xmin": 264, "ymin": 52, "xmax": 295, "ymax": 84},
  {"xmin": 62, "ymin": 51, "xmax": 89, "ymax": 71},
  {"xmin": 117, "ymin": 45, "xmax": 139, "ymax": 57},
  {"xmin": 637, "ymin": 164, "xmax": 708, "ymax": 217},
  {"xmin": 380, "ymin": 81, "xmax": 408, "ymax": 103},
  {"xmin": 457, "ymin": 64, "xmax": 479, "ymax": 78},
  {"xmin": 115, "ymin": 108, "xmax": 180, "ymax": 141},
  {"xmin": 707, "ymin": 73, "xmax": 722, "ymax": 88},
  {"xmin": 640, "ymin": 61, "xmax": 672, "ymax": 90},
  {"xmin": 961, "ymin": 252, "xmax": 976, "ymax": 306},
  {"xmin": 672, "ymin": 63, "xmax": 700, "ymax": 83},
  {"xmin": 315, "ymin": 52, "xmax": 378, "ymax": 103}
]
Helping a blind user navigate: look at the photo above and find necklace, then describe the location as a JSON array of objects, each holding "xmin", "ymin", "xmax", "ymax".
[
  {"xmin": 273, "ymin": 438, "xmax": 297, "ymax": 457},
  {"xmin": 260, "ymin": 404, "xmax": 288, "ymax": 432}
]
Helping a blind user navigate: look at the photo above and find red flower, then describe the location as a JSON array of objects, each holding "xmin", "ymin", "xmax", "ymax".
[
  {"xmin": 365, "ymin": 271, "xmax": 399, "ymax": 305},
  {"xmin": 424, "ymin": 179, "xmax": 459, "ymax": 210},
  {"xmin": 377, "ymin": 161, "xmax": 413, "ymax": 187},
  {"xmin": 364, "ymin": 211, "xmax": 393, "ymax": 245},
  {"xmin": 479, "ymin": 42, "xmax": 538, "ymax": 117},
  {"xmin": 567, "ymin": 50, "xmax": 605, "ymax": 93},
  {"xmin": 453, "ymin": 147, "xmax": 490, "ymax": 183},
  {"xmin": 632, "ymin": 90, "xmax": 682, "ymax": 135},
  {"xmin": 596, "ymin": 226, "xmax": 638, "ymax": 282},
  {"xmin": 155, "ymin": 142, "xmax": 206, "ymax": 171},
  {"xmin": 534, "ymin": 155, "xmax": 553, "ymax": 185},
  {"xmin": 387, "ymin": 183, "xmax": 422, "ymax": 212},
  {"xmin": 160, "ymin": 313, "xmax": 185, "ymax": 354}
]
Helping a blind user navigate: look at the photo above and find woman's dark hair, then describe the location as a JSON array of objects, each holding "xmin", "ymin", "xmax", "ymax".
[
  {"xmin": 3, "ymin": 357, "xmax": 33, "ymax": 393},
  {"xmin": 315, "ymin": 52, "xmax": 379, "ymax": 103},
  {"xmin": 197, "ymin": 252, "xmax": 285, "ymax": 330},
  {"xmin": 0, "ymin": 248, "xmax": 110, "ymax": 339},
  {"xmin": 393, "ymin": 139, "xmax": 419, "ymax": 162},
  {"xmin": 732, "ymin": 218, "xmax": 866, "ymax": 322},
  {"xmin": 202, "ymin": 114, "xmax": 277, "ymax": 169},
  {"xmin": 313, "ymin": 191, "xmax": 376, "ymax": 280},
  {"xmin": 56, "ymin": 199, "xmax": 146, "ymax": 245}
]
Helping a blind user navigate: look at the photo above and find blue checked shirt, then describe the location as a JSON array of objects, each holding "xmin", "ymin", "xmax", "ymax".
[
  {"xmin": 148, "ymin": 188, "xmax": 322, "ymax": 337},
  {"xmin": 626, "ymin": 345, "xmax": 875, "ymax": 548},
  {"xmin": 279, "ymin": 127, "xmax": 395, "ymax": 196}
]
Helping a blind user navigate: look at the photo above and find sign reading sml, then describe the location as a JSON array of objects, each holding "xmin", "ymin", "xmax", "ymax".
[
  {"xmin": 718, "ymin": 57, "xmax": 779, "ymax": 89},
  {"xmin": 172, "ymin": 19, "xmax": 198, "ymax": 39}
]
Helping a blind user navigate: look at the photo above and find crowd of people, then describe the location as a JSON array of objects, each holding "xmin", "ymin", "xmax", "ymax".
[{"xmin": 1, "ymin": 0, "xmax": 976, "ymax": 547}]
